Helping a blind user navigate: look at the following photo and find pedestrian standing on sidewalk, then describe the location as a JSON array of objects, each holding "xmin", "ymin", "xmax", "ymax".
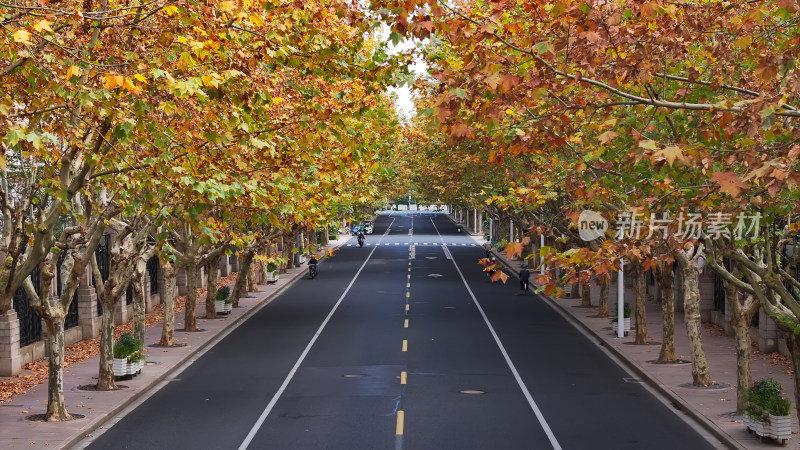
[{"xmin": 519, "ymin": 264, "xmax": 531, "ymax": 294}]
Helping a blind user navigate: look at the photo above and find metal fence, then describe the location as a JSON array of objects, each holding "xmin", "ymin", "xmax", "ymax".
[
  {"xmin": 147, "ymin": 255, "xmax": 159, "ymax": 294},
  {"xmin": 13, "ymin": 267, "xmax": 42, "ymax": 347}
]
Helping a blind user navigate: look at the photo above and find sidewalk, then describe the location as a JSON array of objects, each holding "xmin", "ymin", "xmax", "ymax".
[
  {"xmin": 0, "ymin": 237, "xmax": 348, "ymax": 450},
  {"xmin": 489, "ymin": 246, "xmax": 799, "ymax": 450}
]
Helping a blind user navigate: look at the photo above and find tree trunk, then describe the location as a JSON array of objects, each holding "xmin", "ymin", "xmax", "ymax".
[
  {"xmin": 580, "ymin": 279, "xmax": 592, "ymax": 307},
  {"xmin": 597, "ymin": 278, "xmax": 610, "ymax": 318},
  {"xmin": 184, "ymin": 263, "xmax": 199, "ymax": 331},
  {"xmin": 95, "ymin": 299, "xmax": 117, "ymax": 390},
  {"xmin": 205, "ymin": 254, "xmax": 221, "ymax": 319},
  {"xmin": 677, "ymin": 254, "xmax": 712, "ymax": 386},
  {"xmin": 733, "ymin": 313, "xmax": 753, "ymax": 414},
  {"xmin": 655, "ymin": 261, "xmax": 677, "ymax": 362},
  {"xmin": 44, "ymin": 316, "xmax": 72, "ymax": 421},
  {"xmin": 633, "ymin": 261, "xmax": 648, "ymax": 344},
  {"xmin": 232, "ymin": 248, "xmax": 255, "ymax": 307},
  {"xmin": 159, "ymin": 262, "xmax": 177, "ymax": 346},
  {"xmin": 721, "ymin": 272, "xmax": 759, "ymax": 414},
  {"xmin": 246, "ymin": 262, "xmax": 256, "ymax": 292},
  {"xmin": 131, "ymin": 271, "xmax": 146, "ymax": 344}
]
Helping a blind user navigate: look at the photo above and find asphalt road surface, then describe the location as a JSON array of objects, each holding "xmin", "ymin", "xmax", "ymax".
[{"xmin": 82, "ymin": 212, "xmax": 719, "ymax": 450}]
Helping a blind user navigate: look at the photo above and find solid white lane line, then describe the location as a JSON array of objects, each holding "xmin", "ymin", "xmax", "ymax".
[
  {"xmin": 237, "ymin": 227, "xmax": 387, "ymax": 450},
  {"xmin": 448, "ymin": 253, "xmax": 563, "ymax": 450}
]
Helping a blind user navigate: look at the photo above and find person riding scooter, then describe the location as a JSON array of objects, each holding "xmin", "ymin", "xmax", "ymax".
[{"xmin": 357, "ymin": 230, "xmax": 365, "ymax": 247}]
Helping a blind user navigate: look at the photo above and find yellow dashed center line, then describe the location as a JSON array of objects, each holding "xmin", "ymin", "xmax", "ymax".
[
  {"xmin": 402, "ymin": 340, "xmax": 408, "ymax": 352},
  {"xmin": 400, "ymin": 371, "xmax": 407, "ymax": 385},
  {"xmin": 405, "ymin": 304, "xmax": 409, "ymax": 312},
  {"xmin": 396, "ymin": 410, "xmax": 405, "ymax": 435},
  {"xmin": 404, "ymin": 319, "xmax": 409, "ymax": 328}
]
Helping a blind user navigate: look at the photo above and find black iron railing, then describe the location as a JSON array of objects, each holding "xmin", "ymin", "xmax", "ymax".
[
  {"xmin": 147, "ymin": 255, "xmax": 159, "ymax": 294},
  {"xmin": 14, "ymin": 266, "xmax": 42, "ymax": 347}
]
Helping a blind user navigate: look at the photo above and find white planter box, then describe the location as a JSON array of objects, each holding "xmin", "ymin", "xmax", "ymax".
[
  {"xmin": 129, "ymin": 359, "xmax": 144, "ymax": 375},
  {"xmin": 267, "ymin": 271, "xmax": 279, "ymax": 283},
  {"xmin": 769, "ymin": 414, "xmax": 791, "ymax": 442},
  {"xmin": 223, "ymin": 302, "xmax": 232, "ymax": 313},
  {"xmin": 113, "ymin": 358, "xmax": 144, "ymax": 376},
  {"xmin": 113, "ymin": 358, "xmax": 128, "ymax": 376},
  {"xmin": 215, "ymin": 300, "xmax": 225, "ymax": 313},
  {"xmin": 611, "ymin": 318, "xmax": 631, "ymax": 335}
]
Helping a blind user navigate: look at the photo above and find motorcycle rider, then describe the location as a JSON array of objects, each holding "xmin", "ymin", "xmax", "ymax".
[
  {"xmin": 357, "ymin": 230, "xmax": 365, "ymax": 247},
  {"xmin": 308, "ymin": 255, "xmax": 318, "ymax": 277},
  {"xmin": 519, "ymin": 264, "xmax": 531, "ymax": 294}
]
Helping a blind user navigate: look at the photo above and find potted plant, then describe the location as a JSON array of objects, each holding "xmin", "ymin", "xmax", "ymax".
[
  {"xmin": 744, "ymin": 377, "xmax": 793, "ymax": 444},
  {"xmin": 266, "ymin": 262, "xmax": 279, "ymax": 284},
  {"xmin": 113, "ymin": 333, "xmax": 144, "ymax": 377},
  {"xmin": 611, "ymin": 302, "xmax": 632, "ymax": 336},
  {"xmin": 216, "ymin": 286, "xmax": 231, "ymax": 314}
]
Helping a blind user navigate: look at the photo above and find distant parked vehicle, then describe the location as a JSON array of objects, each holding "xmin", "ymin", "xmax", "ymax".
[{"xmin": 362, "ymin": 222, "xmax": 374, "ymax": 234}]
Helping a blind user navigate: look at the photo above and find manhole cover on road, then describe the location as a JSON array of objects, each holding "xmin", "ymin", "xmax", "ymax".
[{"xmin": 460, "ymin": 390, "xmax": 486, "ymax": 395}]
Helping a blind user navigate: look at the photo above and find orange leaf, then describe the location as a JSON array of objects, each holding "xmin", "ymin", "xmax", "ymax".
[
  {"xmin": 503, "ymin": 241, "xmax": 523, "ymax": 259},
  {"xmin": 711, "ymin": 172, "xmax": 747, "ymax": 198},
  {"xmin": 492, "ymin": 270, "xmax": 509, "ymax": 283}
]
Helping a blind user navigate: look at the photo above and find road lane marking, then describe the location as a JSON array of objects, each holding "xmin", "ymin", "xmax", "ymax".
[
  {"xmin": 396, "ymin": 410, "xmax": 405, "ymax": 435},
  {"xmin": 400, "ymin": 371, "xmax": 407, "ymax": 384},
  {"xmin": 405, "ymin": 304, "xmax": 409, "ymax": 312},
  {"xmin": 448, "ymin": 252, "xmax": 563, "ymax": 450},
  {"xmin": 404, "ymin": 319, "xmax": 408, "ymax": 328},
  {"xmin": 237, "ymin": 238, "xmax": 383, "ymax": 450},
  {"xmin": 402, "ymin": 340, "xmax": 408, "ymax": 352}
]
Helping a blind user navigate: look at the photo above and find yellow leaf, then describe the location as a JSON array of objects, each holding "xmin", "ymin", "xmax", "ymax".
[
  {"xmin": 656, "ymin": 145, "xmax": 684, "ymax": 166},
  {"xmin": 122, "ymin": 77, "xmax": 141, "ymax": 94},
  {"xmin": 250, "ymin": 15, "xmax": 265, "ymax": 27},
  {"xmin": 103, "ymin": 75, "xmax": 117, "ymax": 89},
  {"xmin": 0, "ymin": 154, "xmax": 7, "ymax": 171},
  {"xmin": 133, "ymin": 73, "xmax": 147, "ymax": 83},
  {"xmin": 164, "ymin": 5, "xmax": 179, "ymax": 15},
  {"xmin": 597, "ymin": 130, "xmax": 618, "ymax": 144},
  {"xmin": 638, "ymin": 140, "xmax": 659, "ymax": 150},
  {"xmin": 33, "ymin": 20, "xmax": 54, "ymax": 33},
  {"xmin": 65, "ymin": 65, "xmax": 83, "ymax": 80},
  {"xmin": 219, "ymin": 1, "xmax": 236, "ymax": 12},
  {"xmin": 13, "ymin": 29, "xmax": 31, "ymax": 43},
  {"xmin": 272, "ymin": 97, "xmax": 284, "ymax": 105}
]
